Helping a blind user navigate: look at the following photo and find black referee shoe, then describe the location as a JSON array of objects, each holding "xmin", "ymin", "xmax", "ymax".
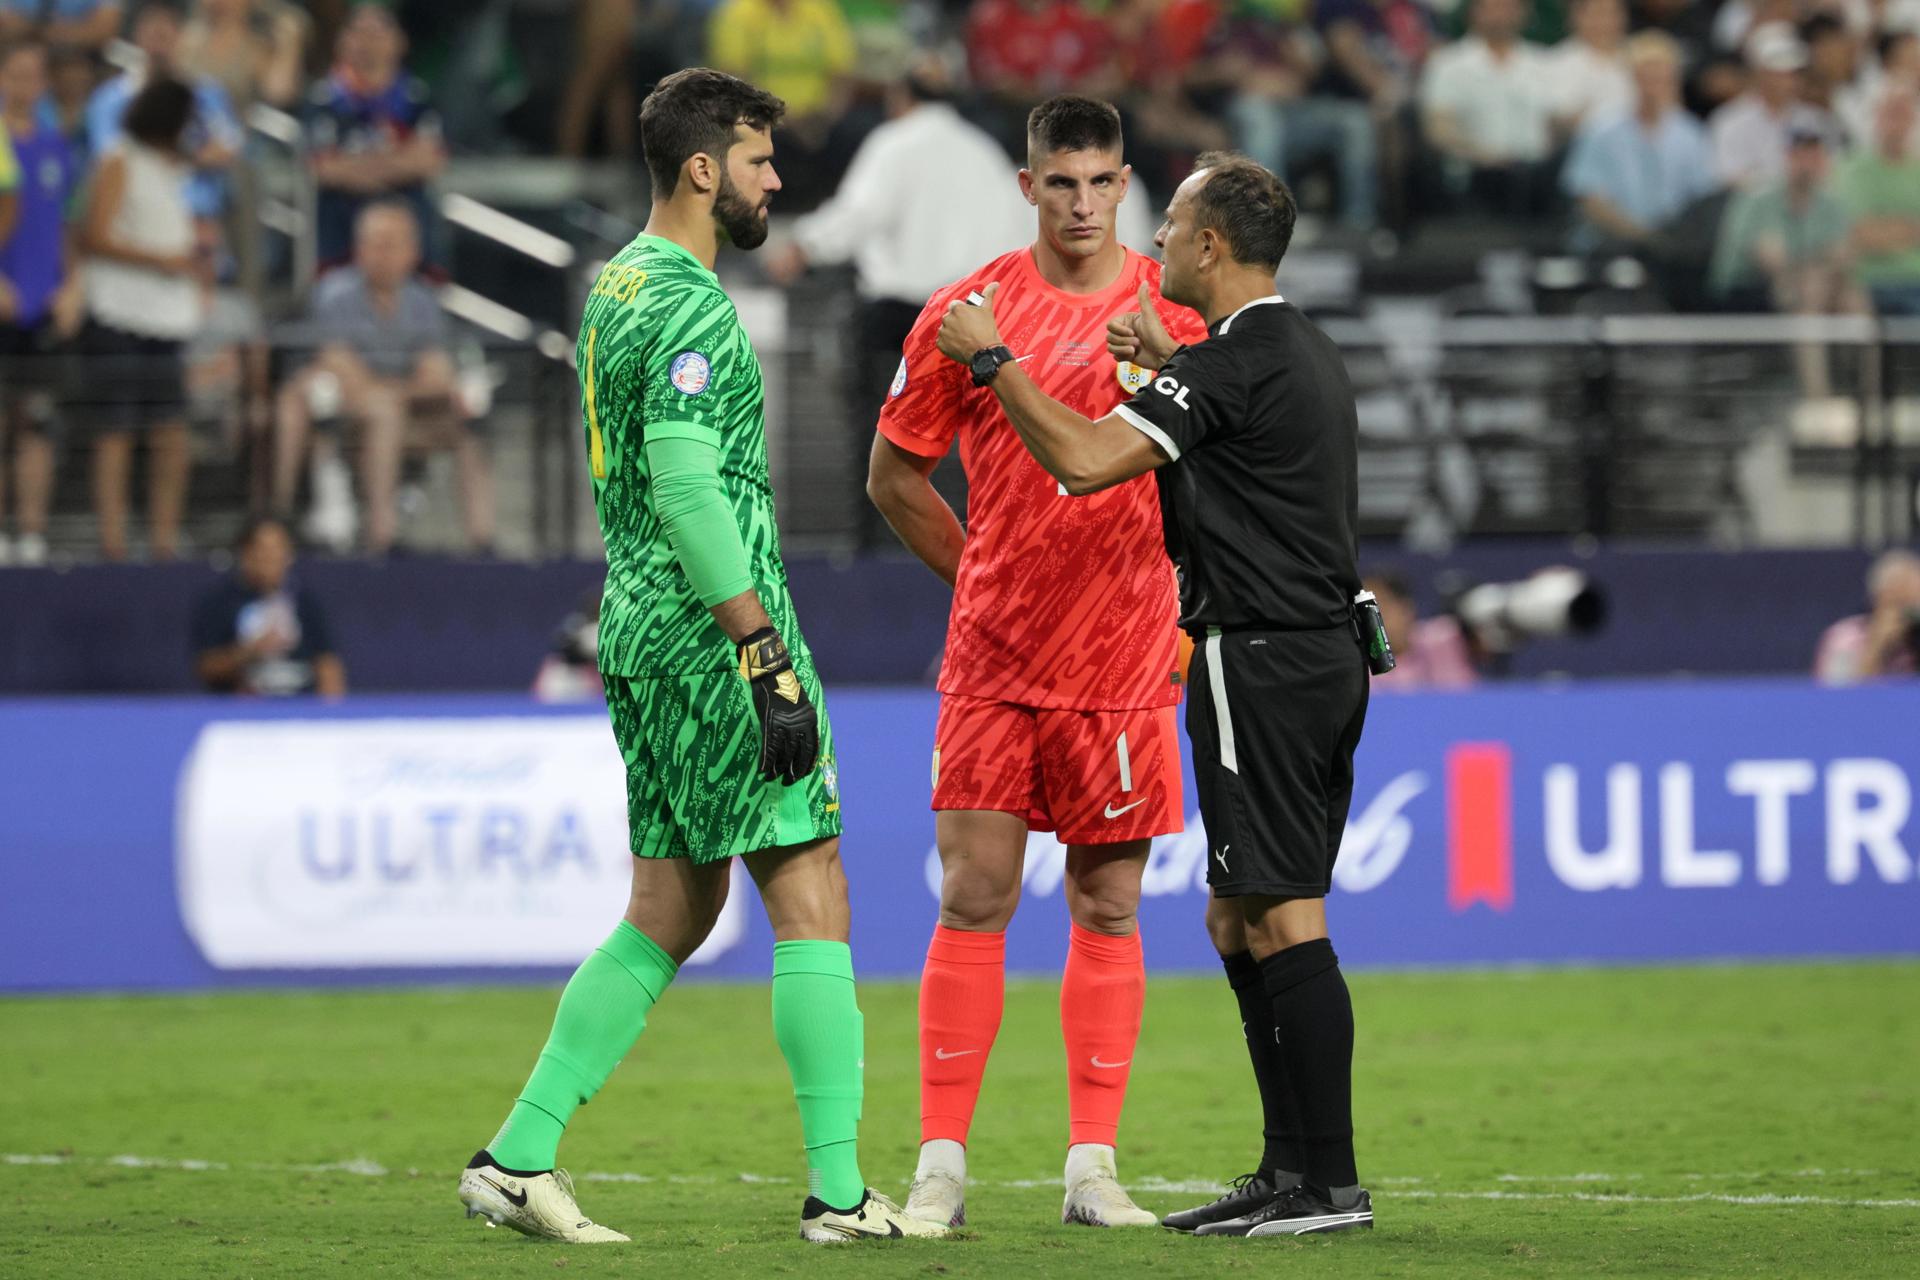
[
  {"xmin": 1240, "ymin": 1185, "xmax": 1374, "ymax": 1237},
  {"xmin": 1161, "ymin": 1172, "xmax": 1289, "ymax": 1233}
]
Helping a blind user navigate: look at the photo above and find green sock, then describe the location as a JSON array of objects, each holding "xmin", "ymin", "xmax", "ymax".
[
  {"xmin": 772, "ymin": 939, "xmax": 866, "ymax": 1209},
  {"xmin": 488, "ymin": 921, "xmax": 677, "ymax": 1171}
]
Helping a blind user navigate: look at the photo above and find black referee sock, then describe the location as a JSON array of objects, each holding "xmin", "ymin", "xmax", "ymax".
[
  {"xmin": 1258, "ymin": 937, "xmax": 1359, "ymax": 1194},
  {"xmin": 1221, "ymin": 949, "xmax": 1304, "ymax": 1182}
]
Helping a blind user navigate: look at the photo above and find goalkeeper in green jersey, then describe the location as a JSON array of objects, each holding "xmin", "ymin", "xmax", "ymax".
[{"xmin": 459, "ymin": 68, "xmax": 942, "ymax": 1247}]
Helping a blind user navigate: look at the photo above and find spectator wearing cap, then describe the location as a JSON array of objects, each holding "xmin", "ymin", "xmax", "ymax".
[
  {"xmin": 1561, "ymin": 31, "xmax": 1717, "ymax": 251},
  {"xmin": 1546, "ymin": 0, "xmax": 1633, "ymax": 134},
  {"xmin": 306, "ymin": 1, "xmax": 446, "ymax": 270},
  {"xmin": 1710, "ymin": 0, "xmax": 1798, "ymax": 57},
  {"xmin": 1837, "ymin": 86, "xmax": 1920, "ymax": 313},
  {"xmin": 1711, "ymin": 21, "xmax": 1816, "ymax": 187},
  {"xmin": 0, "ymin": 0, "xmax": 122, "ymax": 54},
  {"xmin": 1420, "ymin": 0, "xmax": 1560, "ymax": 217},
  {"xmin": 1709, "ymin": 114, "xmax": 1862, "ymax": 404}
]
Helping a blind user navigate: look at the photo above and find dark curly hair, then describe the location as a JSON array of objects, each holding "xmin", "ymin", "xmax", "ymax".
[{"xmin": 640, "ymin": 67, "xmax": 786, "ymax": 198}]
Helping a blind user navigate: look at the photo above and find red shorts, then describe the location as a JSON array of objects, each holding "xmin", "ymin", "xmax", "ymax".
[{"xmin": 931, "ymin": 695, "xmax": 1185, "ymax": 844}]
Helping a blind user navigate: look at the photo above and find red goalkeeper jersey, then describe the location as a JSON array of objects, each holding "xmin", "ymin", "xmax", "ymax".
[{"xmin": 877, "ymin": 245, "xmax": 1208, "ymax": 709}]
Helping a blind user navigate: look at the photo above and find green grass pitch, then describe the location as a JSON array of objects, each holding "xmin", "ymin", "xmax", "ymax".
[{"xmin": 5, "ymin": 962, "xmax": 1917, "ymax": 1277}]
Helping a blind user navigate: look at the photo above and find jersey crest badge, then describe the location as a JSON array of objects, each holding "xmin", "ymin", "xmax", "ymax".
[
  {"xmin": 1116, "ymin": 361, "xmax": 1152, "ymax": 394},
  {"xmin": 821, "ymin": 760, "xmax": 839, "ymax": 801},
  {"xmin": 669, "ymin": 351, "xmax": 712, "ymax": 395},
  {"xmin": 890, "ymin": 357, "xmax": 908, "ymax": 399}
]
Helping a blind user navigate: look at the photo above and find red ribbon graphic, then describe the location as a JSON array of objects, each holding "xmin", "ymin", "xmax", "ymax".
[{"xmin": 1447, "ymin": 742, "xmax": 1514, "ymax": 912}]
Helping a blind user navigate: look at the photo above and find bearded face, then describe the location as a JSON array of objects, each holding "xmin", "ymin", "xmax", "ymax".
[{"xmin": 713, "ymin": 163, "xmax": 771, "ymax": 251}]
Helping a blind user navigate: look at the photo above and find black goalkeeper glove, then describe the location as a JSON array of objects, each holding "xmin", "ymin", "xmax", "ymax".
[{"xmin": 737, "ymin": 626, "xmax": 819, "ymax": 785}]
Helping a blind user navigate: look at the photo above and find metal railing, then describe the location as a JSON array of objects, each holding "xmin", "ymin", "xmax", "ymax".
[{"xmin": 15, "ymin": 280, "xmax": 1919, "ymax": 563}]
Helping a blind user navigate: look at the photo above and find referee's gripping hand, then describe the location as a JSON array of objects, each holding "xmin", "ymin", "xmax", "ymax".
[
  {"xmin": 737, "ymin": 626, "xmax": 820, "ymax": 785},
  {"xmin": 1105, "ymin": 283, "xmax": 1180, "ymax": 370}
]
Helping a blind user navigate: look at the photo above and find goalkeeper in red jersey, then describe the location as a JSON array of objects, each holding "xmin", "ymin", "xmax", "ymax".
[{"xmin": 865, "ymin": 95, "xmax": 1207, "ymax": 1229}]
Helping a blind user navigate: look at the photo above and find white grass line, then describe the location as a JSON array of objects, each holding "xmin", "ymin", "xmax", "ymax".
[
  {"xmin": 6, "ymin": 1154, "xmax": 1914, "ymax": 1211},
  {"xmin": 5, "ymin": 1153, "xmax": 388, "ymax": 1177},
  {"xmin": 1397, "ymin": 1189, "xmax": 1920, "ymax": 1210},
  {"xmin": 1496, "ymin": 1169, "xmax": 1884, "ymax": 1184}
]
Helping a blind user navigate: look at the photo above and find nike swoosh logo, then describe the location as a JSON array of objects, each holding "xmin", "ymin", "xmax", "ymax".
[
  {"xmin": 1103, "ymin": 799, "xmax": 1147, "ymax": 819},
  {"xmin": 1214, "ymin": 845, "xmax": 1230, "ymax": 872},
  {"xmin": 479, "ymin": 1174, "xmax": 528, "ymax": 1209},
  {"xmin": 1090, "ymin": 1056, "xmax": 1131, "ymax": 1069},
  {"xmin": 934, "ymin": 1048, "xmax": 980, "ymax": 1060}
]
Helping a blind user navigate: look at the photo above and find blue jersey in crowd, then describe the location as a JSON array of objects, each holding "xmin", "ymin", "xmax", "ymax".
[
  {"xmin": 0, "ymin": 119, "xmax": 77, "ymax": 325},
  {"xmin": 306, "ymin": 69, "xmax": 441, "ymax": 266}
]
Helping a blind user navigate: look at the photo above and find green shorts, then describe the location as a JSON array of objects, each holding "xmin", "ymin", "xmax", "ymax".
[{"xmin": 603, "ymin": 655, "xmax": 841, "ymax": 863}]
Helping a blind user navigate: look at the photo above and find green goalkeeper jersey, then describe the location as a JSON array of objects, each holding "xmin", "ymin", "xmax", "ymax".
[{"xmin": 579, "ymin": 233, "xmax": 804, "ymax": 677}]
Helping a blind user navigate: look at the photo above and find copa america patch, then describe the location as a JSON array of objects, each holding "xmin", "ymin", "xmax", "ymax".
[
  {"xmin": 1116, "ymin": 360, "xmax": 1152, "ymax": 393},
  {"xmin": 889, "ymin": 357, "xmax": 908, "ymax": 399},
  {"xmin": 669, "ymin": 351, "xmax": 712, "ymax": 395}
]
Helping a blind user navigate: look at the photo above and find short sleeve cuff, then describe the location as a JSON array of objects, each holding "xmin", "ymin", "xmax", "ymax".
[
  {"xmin": 646, "ymin": 419, "xmax": 722, "ymax": 449},
  {"xmin": 876, "ymin": 414, "xmax": 952, "ymax": 459},
  {"xmin": 1115, "ymin": 403, "xmax": 1182, "ymax": 461}
]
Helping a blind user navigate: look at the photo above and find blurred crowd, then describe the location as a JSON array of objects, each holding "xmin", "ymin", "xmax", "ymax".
[
  {"xmin": 3, "ymin": 0, "xmax": 1920, "ymax": 566},
  {"xmin": 0, "ymin": 0, "xmax": 483, "ymax": 565}
]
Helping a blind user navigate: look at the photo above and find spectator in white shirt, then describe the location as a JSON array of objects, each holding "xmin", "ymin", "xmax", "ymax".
[
  {"xmin": 1421, "ymin": 0, "xmax": 1560, "ymax": 215},
  {"xmin": 766, "ymin": 54, "xmax": 1028, "ymax": 548},
  {"xmin": 1548, "ymin": 0, "xmax": 1634, "ymax": 134},
  {"xmin": 1711, "ymin": 21, "xmax": 1813, "ymax": 187}
]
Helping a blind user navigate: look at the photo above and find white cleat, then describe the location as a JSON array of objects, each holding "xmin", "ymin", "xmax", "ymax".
[
  {"xmin": 1062, "ymin": 1145, "xmax": 1158, "ymax": 1228},
  {"xmin": 457, "ymin": 1153, "xmax": 629, "ymax": 1243},
  {"xmin": 801, "ymin": 1188, "xmax": 951, "ymax": 1242},
  {"xmin": 904, "ymin": 1167, "xmax": 967, "ymax": 1228}
]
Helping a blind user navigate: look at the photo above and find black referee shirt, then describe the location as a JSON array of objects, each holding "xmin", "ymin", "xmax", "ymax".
[{"xmin": 1114, "ymin": 295, "xmax": 1360, "ymax": 633}]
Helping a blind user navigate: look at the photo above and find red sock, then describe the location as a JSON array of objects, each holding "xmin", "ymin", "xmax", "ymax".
[
  {"xmin": 919, "ymin": 924, "xmax": 1006, "ymax": 1145},
  {"xmin": 1061, "ymin": 922, "xmax": 1145, "ymax": 1147}
]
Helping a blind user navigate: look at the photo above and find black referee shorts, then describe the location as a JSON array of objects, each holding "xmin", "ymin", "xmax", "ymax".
[{"xmin": 1186, "ymin": 625, "xmax": 1369, "ymax": 899}]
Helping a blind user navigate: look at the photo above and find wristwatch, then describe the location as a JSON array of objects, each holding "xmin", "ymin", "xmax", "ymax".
[{"xmin": 969, "ymin": 345, "xmax": 1016, "ymax": 387}]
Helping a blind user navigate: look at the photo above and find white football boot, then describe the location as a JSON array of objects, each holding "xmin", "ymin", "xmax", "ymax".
[
  {"xmin": 801, "ymin": 1187, "xmax": 951, "ymax": 1242},
  {"xmin": 458, "ymin": 1152, "xmax": 628, "ymax": 1243},
  {"xmin": 1061, "ymin": 1143, "xmax": 1158, "ymax": 1227},
  {"xmin": 904, "ymin": 1138, "xmax": 967, "ymax": 1228}
]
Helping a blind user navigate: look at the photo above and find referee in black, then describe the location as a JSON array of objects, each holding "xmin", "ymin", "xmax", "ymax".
[{"xmin": 934, "ymin": 151, "xmax": 1374, "ymax": 1238}]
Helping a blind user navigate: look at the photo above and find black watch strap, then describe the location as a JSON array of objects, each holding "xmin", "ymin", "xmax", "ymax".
[{"xmin": 970, "ymin": 344, "xmax": 1015, "ymax": 387}]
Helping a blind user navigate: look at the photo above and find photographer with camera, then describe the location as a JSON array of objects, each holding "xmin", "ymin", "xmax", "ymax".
[{"xmin": 1815, "ymin": 549, "xmax": 1920, "ymax": 684}]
